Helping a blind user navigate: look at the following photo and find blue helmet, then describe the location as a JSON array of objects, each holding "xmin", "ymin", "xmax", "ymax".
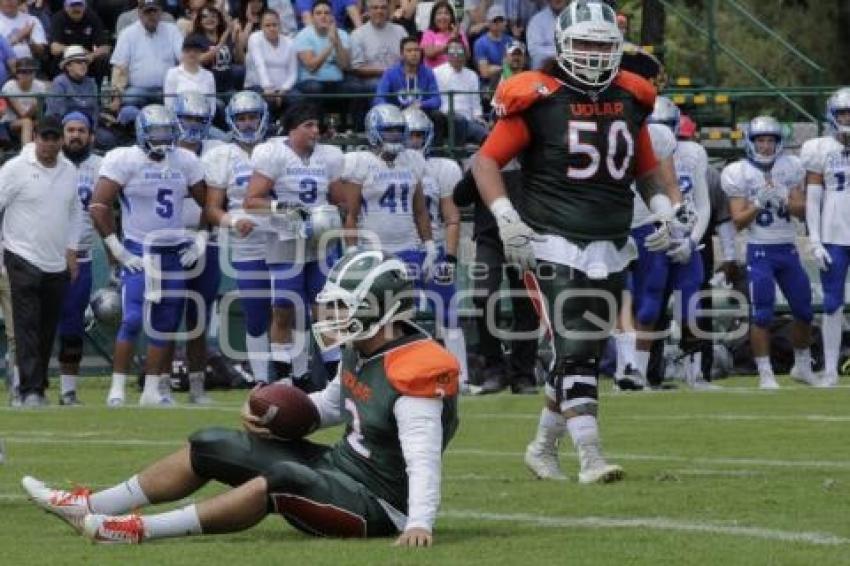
[
  {"xmin": 173, "ymin": 91, "xmax": 213, "ymax": 143},
  {"xmin": 649, "ymin": 96, "xmax": 681, "ymax": 135},
  {"xmin": 827, "ymin": 87, "xmax": 850, "ymax": 145},
  {"xmin": 402, "ymin": 107, "xmax": 433, "ymax": 154},
  {"xmin": 744, "ymin": 116, "xmax": 784, "ymax": 167},
  {"xmin": 365, "ymin": 104, "xmax": 407, "ymax": 157},
  {"xmin": 226, "ymin": 90, "xmax": 269, "ymax": 144},
  {"xmin": 135, "ymin": 104, "xmax": 179, "ymax": 158}
]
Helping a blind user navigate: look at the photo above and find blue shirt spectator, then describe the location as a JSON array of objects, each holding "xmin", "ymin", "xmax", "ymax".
[
  {"xmin": 294, "ymin": 0, "xmax": 361, "ymax": 30},
  {"xmin": 294, "ymin": 21, "xmax": 350, "ymax": 82},
  {"xmin": 375, "ymin": 61, "xmax": 441, "ymax": 111},
  {"xmin": 473, "ymin": 5, "xmax": 512, "ymax": 85},
  {"xmin": 0, "ymin": 35, "xmax": 15, "ymax": 87}
]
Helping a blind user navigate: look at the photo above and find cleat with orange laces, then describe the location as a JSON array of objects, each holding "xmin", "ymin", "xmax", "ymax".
[
  {"xmin": 22, "ymin": 476, "xmax": 91, "ymax": 532},
  {"xmin": 83, "ymin": 514, "xmax": 145, "ymax": 544}
]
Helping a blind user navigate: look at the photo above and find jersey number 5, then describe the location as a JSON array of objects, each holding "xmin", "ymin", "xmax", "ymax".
[
  {"xmin": 156, "ymin": 188, "xmax": 174, "ymax": 218},
  {"xmin": 566, "ymin": 120, "xmax": 634, "ymax": 181}
]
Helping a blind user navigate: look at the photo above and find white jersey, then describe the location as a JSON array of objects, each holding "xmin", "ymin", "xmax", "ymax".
[
  {"xmin": 631, "ymin": 124, "xmax": 678, "ymax": 228},
  {"xmin": 673, "ymin": 140, "xmax": 711, "ymax": 241},
  {"xmin": 421, "ymin": 156, "xmax": 461, "ymax": 247},
  {"xmin": 801, "ymin": 136, "xmax": 850, "ymax": 244},
  {"xmin": 721, "ymin": 155, "xmax": 803, "ymax": 245},
  {"xmin": 182, "ymin": 139, "xmax": 224, "ymax": 233},
  {"xmin": 204, "ymin": 142, "xmax": 268, "ymax": 261},
  {"xmin": 100, "ymin": 146, "xmax": 204, "ymax": 246},
  {"xmin": 251, "ymin": 138, "xmax": 344, "ymax": 262},
  {"xmin": 342, "ymin": 149, "xmax": 427, "ymax": 253},
  {"xmin": 70, "ymin": 152, "xmax": 102, "ymax": 256}
]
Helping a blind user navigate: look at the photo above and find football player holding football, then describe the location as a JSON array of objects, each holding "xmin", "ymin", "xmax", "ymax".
[{"xmin": 22, "ymin": 250, "xmax": 459, "ymax": 548}]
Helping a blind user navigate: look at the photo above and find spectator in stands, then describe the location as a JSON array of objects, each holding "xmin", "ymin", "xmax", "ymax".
[
  {"xmin": 0, "ymin": 34, "xmax": 15, "ymax": 88},
  {"xmin": 116, "ymin": 0, "xmax": 177, "ymax": 33},
  {"xmin": 177, "ymin": 0, "xmax": 209, "ymax": 35},
  {"xmin": 267, "ymin": 0, "xmax": 298, "ymax": 34},
  {"xmin": 350, "ymin": 0, "xmax": 405, "ymax": 90},
  {"xmin": 499, "ymin": 38, "xmax": 526, "ymax": 80},
  {"xmin": 296, "ymin": 0, "xmax": 361, "ymax": 31},
  {"xmin": 163, "ymin": 34, "xmax": 216, "ymax": 110},
  {"xmin": 49, "ymin": 0, "xmax": 111, "ymax": 81},
  {"xmin": 420, "ymin": 1, "xmax": 467, "ymax": 69},
  {"xmin": 434, "ymin": 37, "xmax": 485, "ymax": 144},
  {"xmin": 391, "ymin": 0, "xmax": 417, "ymax": 36},
  {"xmin": 235, "ymin": 0, "xmax": 267, "ymax": 58},
  {"xmin": 45, "ymin": 45, "xmax": 99, "ymax": 124},
  {"xmin": 376, "ymin": 36, "xmax": 446, "ymax": 143},
  {"xmin": 473, "ymin": 4, "xmax": 511, "ymax": 88},
  {"xmin": 0, "ymin": 0, "xmax": 46, "ymax": 60},
  {"xmin": 245, "ymin": 8, "xmax": 297, "ymax": 112},
  {"xmin": 189, "ymin": 5, "xmax": 243, "ymax": 94},
  {"xmin": 294, "ymin": 0, "xmax": 354, "ymax": 111},
  {"xmin": 526, "ymin": 0, "xmax": 565, "ymax": 69},
  {"xmin": 111, "ymin": 0, "xmax": 184, "ymax": 113},
  {"xmin": 1, "ymin": 57, "xmax": 45, "ymax": 144}
]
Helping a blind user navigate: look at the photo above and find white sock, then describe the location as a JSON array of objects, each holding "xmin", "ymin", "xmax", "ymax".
[
  {"xmin": 633, "ymin": 349, "xmax": 650, "ymax": 378},
  {"xmin": 270, "ymin": 343, "xmax": 293, "ymax": 364},
  {"xmin": 245, "ymin": 333, "xmax": 270, "ymax": 383},
  {"xmin": 822, "ymin": 311, "xmax": 843, "ymax": 375},
  {"xmin": 291, "ymin": 331, "xmax": 309, "ymax": 377},
  {"xmin": 189, "ymin": 371, "xmax": 205, "ymax": 396},
  {"xmin": 108, "ymin": 373, "xmax": 126, "ymax": 399},
  {"xmin": 794, "ymin": 348, "xmax": 812, "ymax": 369},
  {"xmin": 530, "ymin": 407, "xmax": 567, "ymax": 451},
  {"xmin": 89, "ymin": 475, "xmax": 150, "ymax": 515},
  {"xmin": 614, "ymin": 332, "xmax": 627, "ymax": 376},
  {"xmin": 142, "ymin": 504, "xmax": 202, "ymax": 540},
  {"xmin": 60, "ymin": 374, "xmax": 76, "ymax": 395},
  {"xmin": 688, "ymin": 351, "xmax": 703, "ymax": 381},
  {"xmin": 623, "ymin": 331, "xmax": 636, "ymax": 369},
  {"xmin": 443, "ymin": 327, "xmax": 469, "ymax": 387},
  {"xmin": 566, "ymin": 414, "xmax": 600, "ymax": 448},
  {"xmin": 755, "ymin": 356, "xmax": 772, "ymax": 377},
  {"xmin": 142, "ymin": 374, "xmax": 161, "ymax": 398}
]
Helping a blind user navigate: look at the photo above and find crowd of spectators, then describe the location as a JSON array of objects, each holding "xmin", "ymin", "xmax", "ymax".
[{"xmin": 0, "ymin": 0, "xmax": 571, "ymax": 149}]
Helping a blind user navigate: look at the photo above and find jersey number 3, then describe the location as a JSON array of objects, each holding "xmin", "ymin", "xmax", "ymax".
[{"xmin": 566, "ymin": 120, "xmax": 634, "ymax": 181}]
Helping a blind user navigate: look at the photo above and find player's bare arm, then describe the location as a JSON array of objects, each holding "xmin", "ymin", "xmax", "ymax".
[
  {"xmin": 205, "ymin": 183, "xmax": 256, "ymax": 238},
  {"xmin": 243, "ymin": 172, "xmax": 276, "ymax": 213},
  {"xmin": 329, "ymin": 179, "xmax": 362, "ymax": 247},
  {"xmin": 728, "ymin": 196, "xmax": 759, "ymax": 230},
  {"xmin": 89, "ymin": 176, "xmax": 121, "ymax": 238},
  {"xmin": 787, "ymin": 182, "xmax": 806, "ymax": 219},
  {"xmin": 439, "ymin": 196, "xmax": 461, "ymax": 257},
  {"xmin": 412, "ymin": 183, "xmax": 433, "ymax": 243}
]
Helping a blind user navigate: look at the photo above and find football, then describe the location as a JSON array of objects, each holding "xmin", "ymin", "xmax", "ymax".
[{"xmin": 249, "ymin": 383, "xmax": 320, "ymax": 440}]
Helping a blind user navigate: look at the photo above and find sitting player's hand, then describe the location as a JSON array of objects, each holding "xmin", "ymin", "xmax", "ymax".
[
  {"xmin": 394, "ymin": 527, "xmax": 433, "ymax": 548},
  {"xmin": 666, "ymin": 237, "xmax": 695, "ymax": 264},
  {"xmin": 240, "ymin": 396, "xmax": 274, "ymax": 438},
  {"xmin": 230, "ymin": 216, "xmax": 257, "ymax": 238},
  {"xmin": 811, "ymin": 242, "xmax": 833, "ymax": 271},
  {"xmin": 754, "ymin": 186, "xmax": 782, "ymax": 209}
]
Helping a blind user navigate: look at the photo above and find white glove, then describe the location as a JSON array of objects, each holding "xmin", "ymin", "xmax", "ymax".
[
  {"xmin": 271, "ymin": 203, "xmax": 308, "ymax": 239},
  {"xmin": 491, "ymin": 198, "xmax": 542, "ymax": 271},
  {"xmin": 104, "ymin": 234, "xmax": 144, "ymax": 273},
  {"xmin": 421, "ymin": 240, "xmax": 439, "ymax": 282},
  {"xmin": 432, "ymin": 256, "xmax": 456, "ymax": 285},
  {"xmin": 811, "ymin": 241, "xmax": 833, "ymax": 271},
  {"xmin": 671, "ymin": 201, "xmax": 697, "ymax": 234},
  {"xmin": 753, "ymin": 186, "xmax": 782, "ymax": 209},
  {"xmin": 180, "ymin": 231, "xmax": 209, "ymax": 268},
  {"xmin": 666, "ymin": 236, "xmax": 695, "ymax": 264},
  {"xmin": 645, "ymin": 222, "xmax": 672, "ymax": 252}
]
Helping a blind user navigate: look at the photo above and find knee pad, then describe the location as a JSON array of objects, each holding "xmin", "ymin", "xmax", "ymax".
[
  {"xmin": 58, "ymin": 335, "xmax": 84, "ymax": 364},
  {"xmin": 546, "ymin": 357, "xmax": 599, "ymax": 414},
  {"xmin": 189, "ymin": 427, "xmax": 255, "ymax": 485}
]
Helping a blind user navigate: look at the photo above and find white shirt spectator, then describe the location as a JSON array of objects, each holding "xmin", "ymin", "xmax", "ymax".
[
  {"xmin": 1, "ymin": 78, "xmax": 47, "ymax": 122},
  {"xmin": 433, "ymin": 61, "xmax": 483, "ymax": 121},
  {"xmin": 163, "ymin": 64, "xmax": 217, "ymax": 110},
  {"xmin": 0, "ymin": 148, "xmax": 81, "ymax": 273},
  {"xmin": 0, "ymin": 10, "xmax": 46, "ymax": 59},
  {"xmin": 350, "ymin": 20, "xmax": 407, "ymax": 72},
  {"xmin": 245, "ymin": 30, "xmax": 298, "ymax": 90},
  {"xmin": 526, "ymin": 5, "xmax": 558, "ymax": 69},
  {"xmin": 110, "ymin": 20, "xmax": 184, "ymax": 89}
]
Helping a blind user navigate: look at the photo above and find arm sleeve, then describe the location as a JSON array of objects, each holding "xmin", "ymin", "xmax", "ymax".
[
  {"xmin": 419, "ymin": 69, "xmax": 441, "ymax": 111},
  {"xmin": 806, "ymin": 183, "xmax": 824, "ymax": 242},
  {"xmin": 110, "ymin": 30, "xmax": 130, "ymax": 66},
  {"xmin": 478, "ymin": 115, "xmax": 531, "ymax": 168},
  {"xmin": 393, "ymin": 396, "xmax": 444, "ymax": 532},
  {"xmin": 717, "ymin": 220, "xmax": 737, "ymax": 262},
  {"xmin": 689, "ymin": 148, "xmax": 711, "ymax": 243},
  {"xmin": 634, "ymin": 123, "xmax": 659, "ymax": 177},
  {"xmin": 250, "ymin": 142, "xmax": 278, "ymax": 180},
  {"xmin": 66, "ymin": 174, "xmax": 84, "ymax": 249},
  {"xmin": 308, "ymin": 376, "xmax": 344, "ymax": 428}
]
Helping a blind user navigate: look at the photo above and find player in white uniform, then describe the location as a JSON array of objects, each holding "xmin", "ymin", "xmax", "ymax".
[
  {"xmin": 244, "ymin": 103, "xmax": 346, "ymax": 390},
  {"xmin": 802, "ymin": 87, "xmax": 850, "ymax": 387},
  {"xmin": 204, "ymin": 91, "xmax": 272, "ymax": 384},
  {"xmin": 340, "ymin": 104, "xmax": 436, "ymax": 293},
  {"xmin": 90, "ymin": 105, "xmax": 207, "ymax": 407},
  {"xmin": 54, "ymin": 112, "xmax": 102, "ymax": 406},
  {"xmin": 722, "ymin": 115, "xmax": 815, "ymax": 389},
  {"xmin": 401, "ymin": 107, "xmax": 468, "ymax": 386}
]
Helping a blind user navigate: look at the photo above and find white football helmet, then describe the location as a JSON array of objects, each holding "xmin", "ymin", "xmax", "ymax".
[
  {"xmin": 649, "ymin": 96, "xmax": 681, "ymax": 134},
  {"xmin": 555, "ymin": 0, "xmax": 623, "ymax": 90},
  {"xmin": 744, "ymin": 116, "xmax": 784, "ymax": 167},
  {"xmin": 827, "ymin": 87, "xmax": 850, "ymax": 146}
]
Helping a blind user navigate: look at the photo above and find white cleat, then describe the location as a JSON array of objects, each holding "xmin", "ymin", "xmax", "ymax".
[
  {"xmin": 790, "ymin": 364, "xmax": 820, "ymax": 387},
  {"xmin": 22, "ymin": 475, "xmax": 91, "ymax": 532},
  {"xmin": 83, "ymin": 514, "xmax": 144, "ymax": 544},
  {"xmin": 188, "ymin": 392, "xmax": 214, "ymax": 405},
  {"xmin": 524, "ymin": 443, "xmax": 568, "ymax": 481},
  {"xmin": 687, "ymin": 378, "xmax": 721, "ymax": 391},
  {"xmin": 106, "ymin": 389, "xmax": 125, "ymax": 407},
  {"xmin": 816, "ymin": 373, "xmax": 839, "ymax": 388},
  {"xmin": 578, "ymin": 463, "xmax": 625, "ymax": 484},
  {"xmin": 758, "ymin": 373, "xmax": 780, "ymax": 390}
]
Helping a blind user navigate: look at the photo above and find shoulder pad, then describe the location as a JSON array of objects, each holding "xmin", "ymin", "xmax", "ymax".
[
  {"xmin": 492, "ymin": 71, "xmax": 562, "ymax": 118},
  {"xmin": 613, "ymin": 70, "xmax": 657, "ymax": 110},
  {"xmin": 384, "ymin": 339, "xmax": 459, "ymax": 398}
]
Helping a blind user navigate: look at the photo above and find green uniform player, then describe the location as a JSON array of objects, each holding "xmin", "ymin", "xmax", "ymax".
[
  {"xmin": 22, "ymin": 250, "xmax": 460, "ymax": 548},
  {"xmin": 473, "ymin": 0, "xmax": 680, "ymax": 484}
]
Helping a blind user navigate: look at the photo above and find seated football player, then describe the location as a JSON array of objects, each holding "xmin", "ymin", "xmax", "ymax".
[{"xmin": 22, "ymin": 250, "xmax": 459, "ymax": 547}]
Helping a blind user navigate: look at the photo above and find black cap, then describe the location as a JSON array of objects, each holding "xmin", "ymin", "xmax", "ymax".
[
  {"xmin": 35, "ymin": 116, "xmax": 63, "ymax": 137},
  {"xmin": 138, "ymin": 0, "xmax": 163, "ymax": 11},
  {"xmin": 182, "ymin": 34, "xmax": 207, "ymax": 51},
  {"xmin": 15, "ymin": 57, "xmax": 37, "ymax": 72}
]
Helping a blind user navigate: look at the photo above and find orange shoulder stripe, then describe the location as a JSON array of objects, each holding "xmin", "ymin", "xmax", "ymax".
[
  {"xmin": 384, "ymin": 339, "xmax": 459, "ymax": 398},
  {"xmin": 492, "ymin": 71, "xmax": 562, "ymax": 117},
  {"xmin": 613, "ymin": 70, "xmax": 657, "ymax": 110}
]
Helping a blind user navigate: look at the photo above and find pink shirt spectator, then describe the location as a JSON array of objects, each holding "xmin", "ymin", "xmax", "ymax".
[{"xmin": 419, "ymin": 29, "xmax": 468, "ymax": 68}]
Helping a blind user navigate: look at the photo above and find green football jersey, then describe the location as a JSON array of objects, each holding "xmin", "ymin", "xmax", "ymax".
[{"xmin": 328, "ymin": 332, "xmax": 459, "ymax": 513}]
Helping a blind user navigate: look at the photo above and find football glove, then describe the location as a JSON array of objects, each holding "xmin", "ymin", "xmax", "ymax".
[
  {"xmin": 753, "ymin": 186, "xmax": 783, "ymax": 209},
  {"xmin": 491, "ymin": 198, "xmax": 542, "ymax": 271},
  {"xmin": 179, "ymin": 231, "xmax": 209, "ymax": 268},
  {"xmin": 811, "ymin": 241, "xmax": 833, "ymax": 271},
  {"xmin": 432, "ymin": 255, "xmax": 457, "ymax": 285},
  {"xmin": 645, "ymin": 222, "xmax": 672, "ymax": 252},
  {"xmin": 104, "ymin": 234, "xmax": 144, "ymax": 273},
  {"xmin": 421, "ymin": 240, "xmax": 439, "ymax": 282},
  {"xmin": 666, "ymin": 236, "xmax": 695, "ymax": 264}
]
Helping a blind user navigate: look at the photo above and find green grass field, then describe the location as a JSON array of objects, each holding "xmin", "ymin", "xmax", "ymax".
[{"xmin": 2, "ymin": 376, "xmax": 850, "ymax": 565}]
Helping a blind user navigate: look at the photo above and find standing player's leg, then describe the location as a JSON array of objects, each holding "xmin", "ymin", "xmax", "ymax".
[
  {"xmin": 632, "ymin": 225, "xmax": 672, "ymax": 383},
  {"xmin": 57, "ymin": 259, "xmax": 93, "ymax": 405},
  {"xmin": 269, "ymin": 261, "xmax": 309, "ymax": 384},
  {"xmin": 184, "ymin": 244, "xmax": 222, "ymax": 404},
  {"xmin": 305, "ymin": 254, "xmax": 341, "ymax": 384},
  {"xmin": 108, "ymin": 266, "xmax": 145, "ymax": 406},
  {"xmin": 234, "ymin": 259, "xmax": 272, "ymax": 384},
  {"xmin": 672, "ymin": 251, "xmax": 712, "ymax": 389},
  {"xmin": 746, "ymin": 245, "xmax": 780, "ymax": 389},
  {"xmin": 818, "ymin": 244, "xmax": 850, "ymax": 386},
  {"xmin": 775, "ymin": 246, "xmax": 817, "ymax": 385},
  {"xmin": 613, "ymin": 270, "xmax": 641, "ymax": 390}
]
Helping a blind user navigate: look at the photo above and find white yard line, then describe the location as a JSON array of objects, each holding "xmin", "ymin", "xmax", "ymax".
[
  {"xmin": 440, "ymin": 510, "xmax": 850, "ymax": 546},
  {"xmin": 463, "ymin": 413, "xmax": 850, "ymax": 423}
]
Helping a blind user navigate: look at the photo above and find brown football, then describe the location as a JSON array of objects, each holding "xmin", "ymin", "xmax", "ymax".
[{"xmin": 249, "ymin": 383, "xmax": 320, "ymax": 440}]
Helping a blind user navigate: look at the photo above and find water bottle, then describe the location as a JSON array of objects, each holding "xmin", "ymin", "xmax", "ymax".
[{"xmin": 100, "ymin": 75, "xmax": 111, "ymax": 108}]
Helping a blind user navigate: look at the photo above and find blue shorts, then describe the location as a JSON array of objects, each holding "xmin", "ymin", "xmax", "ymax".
[
  {"xmin": 185, "ymin": 244, "xmax": 221, "ymax": 333},
  {"xmin": 234, "ymin": 258, "xmax": 272, "ymax": 337},
  {"xmin": 269, "ymin": 251, "xmax": 338, "ymax": 311},
  {"xmin": 632, "ymin": 224, "xmax": 704, "ymax": 326},
  {"xmin": 747, "ymin": 243, "xmax": 813, "ymax": 326},
  {"xmin": 59, "ymin": 260, "xmax": 93, "ymax": 338},
  {"xmin": 118, "ymin": 240, "xmax": 186, "ymax": 347},
  {"xmin": 422, "ymin": 250, "xmax": 457, "ymax": 328},
  {"xmin": 821, "ymin": 244, "xmax": 850, "ymax": 314}
]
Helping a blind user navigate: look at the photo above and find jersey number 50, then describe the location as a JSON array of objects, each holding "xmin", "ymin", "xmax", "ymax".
[{"xmin": 566, "ymin": 120, "xmax": 634, "ymax": 181}]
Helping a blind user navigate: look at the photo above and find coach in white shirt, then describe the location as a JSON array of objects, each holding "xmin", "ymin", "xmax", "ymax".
[
  {"xmin": 0, "ymin": 117, "xmax": 82, "ymax": 407},
  {"xmin": 434, "ymin": 38, "xmax": 487, "ymax": 144}
]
